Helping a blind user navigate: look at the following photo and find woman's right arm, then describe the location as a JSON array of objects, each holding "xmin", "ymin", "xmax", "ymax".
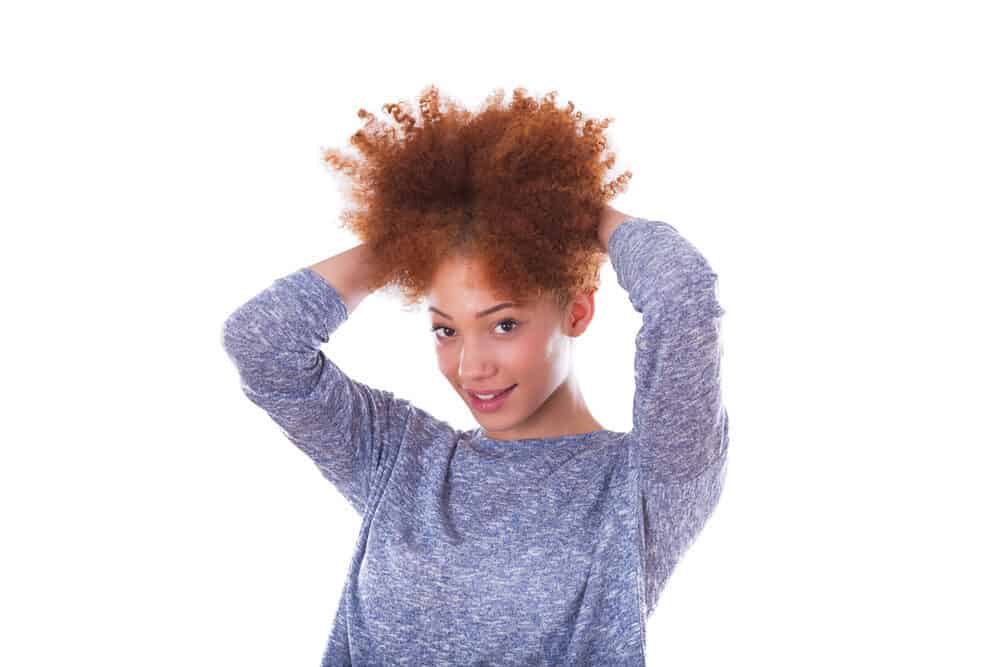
[
  {"xmin": 221, "ymin": 243, "xmax": 412, "ymax": 517},
  {"xmin": 307, "ymin": 242, "xmax": 379, "ymax": 317}
]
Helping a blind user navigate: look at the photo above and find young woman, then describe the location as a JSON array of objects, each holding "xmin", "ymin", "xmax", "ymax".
[{"xmin": 222, "ymin": 84, "xmax": 728, "ymax": 666}]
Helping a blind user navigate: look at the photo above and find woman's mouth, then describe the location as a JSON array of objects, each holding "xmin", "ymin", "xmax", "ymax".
[{"xmin": 466, "ymin": 384, "xmax": 517, "ymax": 412}]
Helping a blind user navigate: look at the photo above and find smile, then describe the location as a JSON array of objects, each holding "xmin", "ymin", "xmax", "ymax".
[{"xmin": 467, "ymin": 384, "xmax": 516, "ymax": 412}]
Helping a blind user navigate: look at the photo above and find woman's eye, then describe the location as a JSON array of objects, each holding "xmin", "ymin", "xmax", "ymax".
[
  {"xmin": 495, "ymin": 318, "xmax": 520, "ymax": 334},
  {"xmin": 431, "ymin": 325, "xmax": 455, "ymax": 340},
  {"xmin": 430, "ymin": 318, "xmax": 520, "ymax": 340}
]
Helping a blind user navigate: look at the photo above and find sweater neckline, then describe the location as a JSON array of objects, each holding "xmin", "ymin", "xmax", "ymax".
[{"xmin": 469, "ymin": 426, "xmax": 614, "ymax": 457}]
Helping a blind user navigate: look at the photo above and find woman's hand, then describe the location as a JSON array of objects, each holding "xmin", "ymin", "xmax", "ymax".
[{"xmin": 597, "ymin": 204, "xmax": 633, "ymax": 252}]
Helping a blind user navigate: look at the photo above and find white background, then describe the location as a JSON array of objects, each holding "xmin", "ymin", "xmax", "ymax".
[{"xmin": 3, "ymin": 1, "xmax": 998, "ymax": 665}]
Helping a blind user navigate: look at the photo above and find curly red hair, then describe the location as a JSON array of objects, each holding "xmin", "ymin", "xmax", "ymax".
[{"xmin": 320, "ymin": 83, "xmax": 633, "ymax": 312}]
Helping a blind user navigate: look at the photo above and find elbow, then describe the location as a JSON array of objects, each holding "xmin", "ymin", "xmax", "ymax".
[{"xmin": 221, "ymin": 310, "xmax": 250, "ymax": 361}]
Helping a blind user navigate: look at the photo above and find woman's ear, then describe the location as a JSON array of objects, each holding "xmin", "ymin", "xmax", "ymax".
[{"xmin": 565, "ymin": 291, "xmax": 596, "ymax": 336}]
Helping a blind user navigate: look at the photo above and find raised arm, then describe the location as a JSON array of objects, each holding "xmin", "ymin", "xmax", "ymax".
[
  {"xmin": 221, "ymin": 243, "xmax": 417, "ymax": 517},
  {"xmin": 602, "ymin": 212, "xmax": 729, "ymax": 616}
]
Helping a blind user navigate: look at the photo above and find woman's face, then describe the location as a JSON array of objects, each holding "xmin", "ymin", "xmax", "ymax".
[{"xmin": 426, "ymin": 255, "xmax": 598, "ymax": 441}]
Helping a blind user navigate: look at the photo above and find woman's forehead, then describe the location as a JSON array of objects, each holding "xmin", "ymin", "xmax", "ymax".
[{"xmin": 427, "ymin": 257, "xmax": 552, "ymax": 316}]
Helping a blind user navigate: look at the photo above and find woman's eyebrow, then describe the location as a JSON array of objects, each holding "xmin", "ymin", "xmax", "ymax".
[{"xmin": 427, "ymin": 303, "xmax": 521, "ymax": 320}]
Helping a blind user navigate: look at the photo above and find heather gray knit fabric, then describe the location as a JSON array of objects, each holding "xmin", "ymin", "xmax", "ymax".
[{"xmin": 221, "ymin": 217, "xmax": 728, "ymax": 666}]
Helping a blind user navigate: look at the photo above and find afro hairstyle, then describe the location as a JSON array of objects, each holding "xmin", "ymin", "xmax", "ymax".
[{"xmin": 320, "ymin": 83, "xmax": 633, "ymax": 313}]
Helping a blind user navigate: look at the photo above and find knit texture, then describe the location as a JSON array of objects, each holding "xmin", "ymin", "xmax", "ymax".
[{"xmin": 222, "ymin": 217, "xmax": 729, "ymax": 666}]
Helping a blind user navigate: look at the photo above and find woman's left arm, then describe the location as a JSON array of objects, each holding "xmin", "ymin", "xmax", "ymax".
[
  {"xmin": 600, "ymin": 210, "xmax": 727, "ymax": 480},
  {"xmin": 601, "ymin": 211, "xmax": 729, "ymax": 615}
]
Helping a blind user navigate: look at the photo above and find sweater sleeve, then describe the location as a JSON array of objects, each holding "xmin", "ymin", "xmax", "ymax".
[
  {"xmin": 221, "ymin": 266, "xmax": 415, "ymax": 517},
  {"xmin": 608, "ymin": 217, "xmax": 729, "ymax": 616}
]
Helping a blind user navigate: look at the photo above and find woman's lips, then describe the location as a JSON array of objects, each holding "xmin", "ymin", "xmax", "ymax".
[
  {"xmin": 466, "ymin": 384, "xmax": 515, "ymax": 398},
  {"xmin": 467, "ymin": 384, "xmax": 516, "ymax": 411}
]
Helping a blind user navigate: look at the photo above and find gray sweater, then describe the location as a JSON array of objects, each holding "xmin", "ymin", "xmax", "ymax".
[{"xmin": 222, "ymin": 217, "xmax": 729, "ymax": 666}]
